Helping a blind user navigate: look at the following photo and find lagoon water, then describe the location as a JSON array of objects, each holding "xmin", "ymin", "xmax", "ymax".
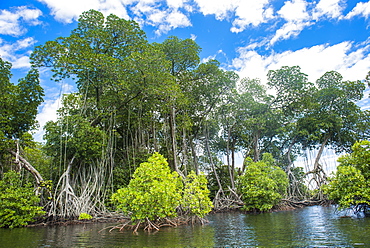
[{"xmin": 1, "ymin": 206, "xmax": 369, "ymax": 247}]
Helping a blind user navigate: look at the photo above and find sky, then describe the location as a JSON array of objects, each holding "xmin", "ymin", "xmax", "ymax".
[{"xmin": 1, "ymin": 0, "xmax": 370, "ymax": 143}]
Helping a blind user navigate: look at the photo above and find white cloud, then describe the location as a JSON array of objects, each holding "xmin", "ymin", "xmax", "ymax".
[
  {"xmin": 270, "ymin": 21, "xmax": 312, "ymax": 45},
  {"xmin": 233, "ymin": 41, "xmax": 370, "ymax": 85},
  {"xmin": 278, "ymin": 0, "xmax": 309, "ymax": 22},
  {"xmin": 192, "ymin": 0, "xmax": 274, "ymax": 32},
  {"xmin": 345, "ymin": 1, "xmax": 370, "ymax": 19},
  {"xmin": 193, "ymin": 0, "xmax": 235, "ymax": 20},
  {"xmin": 39, "ymin": 0, "xmax": 191, "ymax": 35},
  {"xmin": 0, "ymin": 6, "xmax": 42, "ymax": 36},
  {"xmin": 231, "ymin": 1, "xmax": 274, "ymax": 32},
  {"xmin": 155, "ymin": 9, "xmax": 191, "ymax": 35},
  {"xmin": 269, "ymin": 0, "xmax": 312, "ymax": 45},
  {"xmin": 166, "ymin": 0, "xmax": 186, "ymax": 9},
  {"xmin": 34, "ymin": 82, "xmax": 75, "ymax": 142},
  {"xmin": 38, "ymin": 0, "xmax": 131, "ymax": 23},
  {"xmin": 312, "ymin": 0, "xmax": 345, "ymax": 20},
  {"xmin": 130, "ymin": 2, "xmax": 191, "ymax": 35},
  {"xmin": 0, "ymin": 37, "xmax": 37, "ymax": 68},
  {"xmin": 34, "ymin": 97, "xmax": 61, "ymax": 142}
]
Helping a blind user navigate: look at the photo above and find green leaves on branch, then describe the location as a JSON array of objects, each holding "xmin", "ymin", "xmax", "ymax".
[
  {"xmin": 111, "ymin": 153, "xmax": 213, "ymax": 221},
  {"xmin": 111, "ymin": 153, "xmax": 183, "ymax": 221},
  {"xmin": 238, "ymin": 153, "xmax": 288, "ymax": 212},
  {"xmin": 323, "ymin": 140, "xmax": 370, "ymax": 209},
  {"xmin": 182, "ymin": 171, "xmax": 213, "ymax": 218},
  {"xmin": 0, "ymin": 171, "xmax": 45, "ymax": 228},
  {"xmin": 0, "ymin": 58, "xmax": 44, "ymax": 149}
]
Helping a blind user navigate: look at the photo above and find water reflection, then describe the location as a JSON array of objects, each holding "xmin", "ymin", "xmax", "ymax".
[{"xmin": 0, "ymin": 206, "xmax": 369, "ymax": 247}]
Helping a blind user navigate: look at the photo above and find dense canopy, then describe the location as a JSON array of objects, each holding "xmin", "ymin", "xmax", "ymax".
[{"xmin": 0, "ymin": 10, "xmax": 369, "ymax": 228}]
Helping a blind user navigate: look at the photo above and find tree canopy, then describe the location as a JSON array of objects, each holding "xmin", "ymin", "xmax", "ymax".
[{"xmin": 0, "ymin": 9, "xmax": 369, "ymax": 226}]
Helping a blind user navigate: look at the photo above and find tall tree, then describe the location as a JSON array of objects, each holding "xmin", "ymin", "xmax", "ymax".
[
  {"xmin": 0, "ymin": 58, "xmax": 45, "ymax": 185},
  {"xmin": 300, "ymin": 71, "xmax": 367, "ymax": 191}
]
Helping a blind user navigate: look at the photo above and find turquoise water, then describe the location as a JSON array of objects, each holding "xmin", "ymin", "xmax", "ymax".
[{"xmin": 0, "ymin": 206, "xmax": 369, "ymax": 247}]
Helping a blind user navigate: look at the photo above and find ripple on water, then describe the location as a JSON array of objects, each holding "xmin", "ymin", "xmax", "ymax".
[{"xmin": 0, "ymin": 206, "xmax": 369, "ymax": 247}]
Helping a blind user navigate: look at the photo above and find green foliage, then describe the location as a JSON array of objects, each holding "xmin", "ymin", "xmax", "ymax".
[
  {"xmin": 43, "ymin": 93, "xmax": 107, "ymax": 162},
  {"xmin": 111, "ymin": 153, "xmax": 182, "ymax": 221},
  {"xmin": 78, "ymin": 213, "xmax": 92, "ymax": 220},
  {"xmin": 323, "ymin": 140, "xmax": 370, "ymax": 209},
  {"xmin": 23, "ymin": 145, "xmax": 55, "ymax": 183},
  {"xmin": 206, "ymin": 164, "xmax": 235, "ymax": 199},
  {"xmin": 182, "ymin": 171, "xmax": 213, "ymax": 218},
  {"xmin": 0, "ymin": 171, "xmax": 45, "ymax": 228},
  {"xmin": 238, "ymin": 153, "xmax": 288, "ymax": 212},
  {"xmin": 0, "ymin": 58, "xmax": 44, "ymax": 152}
]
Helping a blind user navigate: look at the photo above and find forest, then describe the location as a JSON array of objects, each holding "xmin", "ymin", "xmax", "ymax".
[{"xmin": 1, "ymin": 9, "xmax": 370, "ymax": 229}]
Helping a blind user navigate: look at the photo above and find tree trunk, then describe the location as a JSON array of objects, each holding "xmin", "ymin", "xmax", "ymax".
[
  {"xmin": 9, "ymin": 150, "xmax": 44, "ymax": 185},
  {"xmin": 253, "ymin": 130, "xmax": 261, "ymax": 162},
  {"xmin": 190, "ymin": 139, "xmax": 199, "ymax": 175},
  {"xmin": 205, "ymin": 127, "xmax": 223, "ymax": 192},
  {"xmin": 305, "ymin": 135, "xmax": 330, "ymax": 198}
]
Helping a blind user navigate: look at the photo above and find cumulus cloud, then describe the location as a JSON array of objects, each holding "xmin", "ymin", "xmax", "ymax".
[
  {"xmin": 312, "ymin": 0, "xmax": 346, "ymax": 20},
  {"xmin": 34, "ymin": 97, "xmax": 61, "ymax": 142},
  {"xmin": 345, "ymin": 1, "xmax": 370, "ymax": 19},
  {"xmin": 192, "ymin": 0, "xmax": 274, "ymax": 32},
  {"xmin": 39, "ymin": 0, "xmax": 191, "ymax": 35},
  {"xmin": 0, "ymin": 37, "xmax": 37, "ymax": 68},
  {"xmin": 269, "ymin": 0, "xmax": 312, "ymax": 45},
  {"xmin": 231, "ymin": 1, "xmax": 274, "ymax": 32},
  {"xmin": 155, "ymin": 10, "xmax": 191, "ymax": 35},
  {"xmin": 34, "ymin": 82, "xmax": 75, "ymax": 142},
  {"xmin": 278, "ymin": 0, "xmax": 309, "ymax": 22},
  {"xmin": 193, "ymin": 0, "xmax": 235, "ymax": 20},
  {"xmin": 233, "ymin": 41, "xmax": 370, "ymax": 84},
  {"xmin": 37, "ymin": 0, "xmax": 131, "ymax": 23},
  {"xmin": 0, "ymin": 6, "xmax": 42, "ymax": 36},
  {"xmin": 130, "ymin": 1, "xmax": 191, "ymax": 35}
]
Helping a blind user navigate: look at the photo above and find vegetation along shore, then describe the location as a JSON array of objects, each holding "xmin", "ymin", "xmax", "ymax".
[{"xmin": 1, "ymin": 10, "xmax": 370, "ymax": 231}]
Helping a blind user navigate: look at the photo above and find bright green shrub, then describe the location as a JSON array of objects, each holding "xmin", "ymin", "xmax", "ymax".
[
  {"xmin": 182, "ymin": 171, "xmax": 213, "ymax": 218},
  {"xmin": 323, "ymin": 165, "xmax": 369, "ymax": 209},
  {"xmin": 323, "ymin": 140, "xmax": 370, "ymax": 209},
  {"xmin": 238, "ymin": 153, "xmax": 288, "ymax": 212},
  {"xmin": 78, "ymin": 213, "xmax": 93, "ymax": 220},
  {"xmin": 111, "ymin": 153, "xmax": 183, "ymax": 221},
  {"xmin": 0, "ymin": 171, "xmax": 45, "ymax": 228}
]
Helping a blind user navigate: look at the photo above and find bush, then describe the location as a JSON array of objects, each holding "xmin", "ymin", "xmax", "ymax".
[
  {"xmin": 0, "ymin": 171, "xmax": 45, "ymax": 228},
  {"xmin": 323, "ymin": 140, "xmax": 370, "ymax": 209},
  {"xmin": 111, "ymin": 153, "xmax": 183, "ymax": 221},
  {"xmin": 182, "ymin": 171, "xmax": 213, "ymax": 218},
  {"xmin": 238, "ymin": 153, "xmax": 288, "ymax": 212},
  {"xmin": 78, "ymin": 213, "xmax": 93, "ymax": 220}
]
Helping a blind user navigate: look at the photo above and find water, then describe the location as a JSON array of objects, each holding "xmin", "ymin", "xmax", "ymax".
[{"xmin": 0, "ymin": 206, "xmax": 369, "ymax": 247}]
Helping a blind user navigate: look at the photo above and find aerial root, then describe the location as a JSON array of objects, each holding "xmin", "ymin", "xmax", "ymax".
[{"xmin": 100, "ymin": 216, "xmax": 209, "ymax": 233}]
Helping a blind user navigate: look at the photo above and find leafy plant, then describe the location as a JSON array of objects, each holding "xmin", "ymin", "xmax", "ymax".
[
  {"xmin": 0, "ymin": 171, "xmax": 45, "ymax": 228},
  {"xmin": 238, "ymin": 153, "xmax": 288, "ymax": 212},
  {"xmin": 78, "ymin": 213, "xmax": 93, "ymax": 220},
  {"xmin": 111, "ymin": 153, "xmax": 183, "ymax": 221},
  {"xmin": 323, "ymin": 140, "xmax": 370, "ymax": 209},
  {"xmin": 182, "ymin": 171, "xmax": 213, "ymax": 218}
]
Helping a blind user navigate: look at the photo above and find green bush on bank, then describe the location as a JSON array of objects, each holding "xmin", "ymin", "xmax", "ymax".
[
  {"xmin": 182, "ymin": 171, "xmax": 213, "ymax": 218},
  {"xmin": 238, "ymin": 153, "xmax": 288, "ymax": 212},
  {"xmin": 111, "ymin": 153, "xmax": 183, "ymax": 221},
  {"xmin": 323, "ymin": 140, "xmax": 370, "ymax": 209},
  {"xmin": 0, "ymin": 171, "xmax": 45, "ymax": 228},
  {"xmin": 111, "ymin": 153, "xmax": 213, "ymax": 222}
]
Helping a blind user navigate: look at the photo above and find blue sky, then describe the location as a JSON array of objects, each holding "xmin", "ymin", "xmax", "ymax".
[{"xmin": 1, "ymin": 0, "xmax": 370, "ymax": 142}]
